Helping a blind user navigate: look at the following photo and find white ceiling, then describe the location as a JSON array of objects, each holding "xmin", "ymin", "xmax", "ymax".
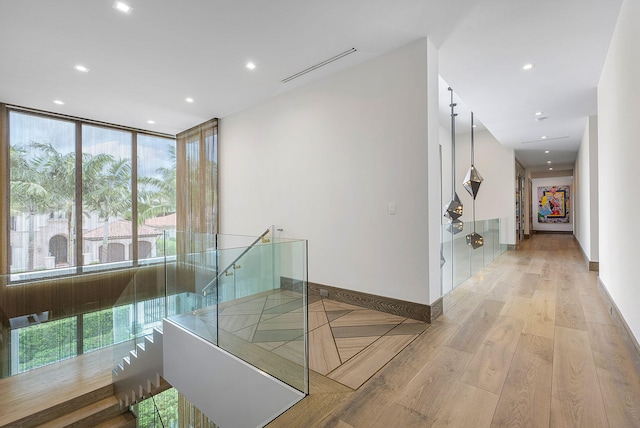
[{"xmin": 0, "ymin": 0, "xmax": 623, "ymax": 171}]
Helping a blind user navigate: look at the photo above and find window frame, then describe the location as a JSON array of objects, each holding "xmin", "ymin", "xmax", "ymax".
[{"xmin": 2, "ymin": 105, "xmax": 176, "ymax": 282}]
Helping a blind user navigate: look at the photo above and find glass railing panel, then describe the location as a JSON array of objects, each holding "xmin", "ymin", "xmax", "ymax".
[
  {"xmin": 493, "ymin": 218, "xmax": 503, "ymax": 259},
  {"xmin": 216, "ymin": 237, "xmax": 309, "ymax": 394},
  {"xmin": 440, "ymin": 217, "xmax": 507, "ymax": 294},
  {"xmin": 482, "ymin": 219, "xmax": 496, "ymax": 266},
  {"xmin": 110, "ymin": 233, "xmax": 169, "ymax": 371},
  {"xmin": 470, "ymin": 221, "xmax": 485, "ymax": 273},
  {"xmin": 440, "ymin": 222, "xmax": 454, "ymax": 296},
  {"xmin": 0, "ymin": 258, "xmax": 166, "ymax": 379},
  {"xmin": 133, "ymin": 388, "xmax": 181, "ymax": 428},
  {"xmin": 499, "ymin": 217, "xmax": 509, "ymax": 254},
  {"xmin": 165, "ymin": 231, "xmax": 218, "ymax": 345},
  {"xmin": 453, "ymin": 222, "xmax": 471, "ymax": 287}
]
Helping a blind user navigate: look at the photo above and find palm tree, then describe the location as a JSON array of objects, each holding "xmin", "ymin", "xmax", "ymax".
[
  {"xmin": 83, "ymin": 156, "xmax": 132, "ymax": 263},
  {"xmin": 29, "ymin": 142, "xmax": 76, "ymax": 266},
  {"xmin": 137, "ymin": 145, "xmax": 176, "ymax": 224},
  {"xmin": 9, "ymin": 145, "xmax": 52, "ymax": 270}
]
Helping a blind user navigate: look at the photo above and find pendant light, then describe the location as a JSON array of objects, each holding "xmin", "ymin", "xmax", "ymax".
[
  {"xmin": 444, "ymin": 87, "xmax": 463, "ymax": 234},
  {"xmin": 465, "ymin": 112, "xmax": 484, "ymax": 249}
]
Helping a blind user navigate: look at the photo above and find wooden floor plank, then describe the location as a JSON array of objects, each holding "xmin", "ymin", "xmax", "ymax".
[
  {"xmin": 580, "ymin": 294, "xmax": 614, "ymax": 326},
  {"xmin": 514, "ymin": 273, "xmax": 541, "ymax": 298},
  {"xmin": 328, "ymin": 334, "xmax": 417, "ymax": 389},
  {"xmin": 440, "ymin": 292, "xmax": 485, "ymax": 325},
  {"xmin": 308, "ymin": 323, "xmax": 342, "ymax": 375},
  {"xmin": 588, "ymin": 321, "xmax": 640, "ymax": 427},
  {"xmin": 461, "ymin": 315, "xmax": 525, "ymax": 394},
  {"xmin": 550, "ymin": 326, "xmax": 608, "ymax": 428},
  {"xmin": 266, "ymin": 393, "xmax": 352, "ymax": 428},
  {"xmin": 370, "ymin": 402, "xmax": 435, "ymax": 428},
  {"xmin": 331, "ymin": 322, "xmax": 459, "ymax": 426},
  {"xmin": 524, "ymin": 290, "xmax": 556, "ymax": 339},
  {"xmin": 394, "ymin": 346, "xmax": 474, "ymax": 419},
  {"xmin": 491, "ymin": 333, "xmax": 553, "ymax": 428},
  {"xmin": 446, "ymin": 299, "xmax": 505, "ymax": 354},
  {"xmin": 431, "ymin": 382, "xmax": 499, "ymax": 428},
  {"xmin": 555, "ymin": 275, "xmax": 588, "ymax": 331}
]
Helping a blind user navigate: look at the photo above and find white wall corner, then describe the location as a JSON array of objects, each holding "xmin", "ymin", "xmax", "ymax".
[{"xmin": 426, "ymin": 37, "xmax": 441, "ymax": 305}]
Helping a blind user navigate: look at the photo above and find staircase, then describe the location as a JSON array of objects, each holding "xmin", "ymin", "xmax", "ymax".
[
  {"xmin": 0, "ymin": 383, "xmax": 136, "ymax": 428},
  {"xmin": 113, "ymin": 328, "xmax": 165, "ymax": 408}
]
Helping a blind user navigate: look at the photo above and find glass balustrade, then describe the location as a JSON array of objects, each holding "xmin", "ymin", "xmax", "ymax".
[
  {"xmin": 441, "ymin": 218, "xmax": 508, "ymax": 295},
  {"xmin": 166, "ymin": 232, "xmax": 309, "ymax": 394}
]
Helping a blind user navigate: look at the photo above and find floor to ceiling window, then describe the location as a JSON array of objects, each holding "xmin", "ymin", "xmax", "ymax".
[{"xmin": 6, "ymin": 108, "xmax": 176, "ymax": 279}]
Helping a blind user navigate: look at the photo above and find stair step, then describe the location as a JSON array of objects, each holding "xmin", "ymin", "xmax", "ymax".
[
  {"xmin": 35, "ymin": 396, "xmax": 123, "ymax": 428},
  {"xmin": 93, "ymin": 411, "xmax": 137, "ymax": 428},
  {"xmin": 4, "ymin": 383, "xmax": 115, "ymax": 428}
]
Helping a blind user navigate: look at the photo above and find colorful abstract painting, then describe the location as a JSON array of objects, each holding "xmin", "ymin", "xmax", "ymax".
[{"xmin": 537, "ymin": 185, "xmax": 570, "ymax": 223}]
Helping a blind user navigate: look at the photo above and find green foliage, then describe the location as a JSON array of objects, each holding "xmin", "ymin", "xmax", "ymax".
[
  {"xmin": 18, "ymin": 317, "xmax": 77, "ymax": 372},
  {"xmin": 136, "ymin": 388, "xmax": 179, "ymax": 427},
  {"xmin": 156, "ymin": 237, "xmax": 177, "ymax": 257},
  {"xmin": 83, "ymin": 308, "xmax": 115, "ymax": 353}
]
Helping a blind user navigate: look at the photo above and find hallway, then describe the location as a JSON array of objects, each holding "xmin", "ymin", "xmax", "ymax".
[{"xmin": 269, "ymin": 234, "xmax": 640, "ymax": 427}]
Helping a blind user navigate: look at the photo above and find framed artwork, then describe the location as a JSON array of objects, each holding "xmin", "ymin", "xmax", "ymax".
[{"xmin": 537, "ymin": 185, "xmax": 570, "ymax": 223}]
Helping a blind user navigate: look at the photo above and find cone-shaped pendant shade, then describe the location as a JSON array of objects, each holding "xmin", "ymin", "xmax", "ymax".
[
  {"xmin": 440, "ymin": 250, "xmax": 446, "ymax": 267},
  {"xmin": 466, "ymin": 231, "xmax": 484, "ymax": 249},
  {"xmin": 463, "ymin": 165, "xmax": 484, "ymax": 199},
  {"xmin": 447, "ymin": 218, "xmax": 464, "ymax": 235},
  {"xmin": 443, "ymin": 192, "xmax": 463, "ymax": 220}
]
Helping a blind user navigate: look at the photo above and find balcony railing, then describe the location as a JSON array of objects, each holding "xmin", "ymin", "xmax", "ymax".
[{"xmin": 0, "ymin": 230, "xmax": 309, "ymax": 398}]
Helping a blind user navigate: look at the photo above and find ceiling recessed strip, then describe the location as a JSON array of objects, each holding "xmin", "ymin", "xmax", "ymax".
[
  {"xmin": 281, "ymin": 48, "xmax": 357, "ymax": 83},
  {"xmin": 520, "ymin": 136, "xmax": 569, "ymax": 144}
]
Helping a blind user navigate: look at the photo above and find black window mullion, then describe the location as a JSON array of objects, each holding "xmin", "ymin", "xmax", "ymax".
[
  {"xmin": 132, "ymin": 132, "xmax": 138, "ymax": 265},
  {"xmin": 75, "ymin": 122, "xmax": 83, "ymax": 273}
]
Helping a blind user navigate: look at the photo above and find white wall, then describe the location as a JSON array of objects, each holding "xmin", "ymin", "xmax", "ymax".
[
  {"xmin": 163, "ymin": 320, "xmax": 303, "ymax": 427},
  {"xmin": 219, "ymin": 39, "xmax": 440, "ymax": 305},
  {"xmin": 598, "ymin": 0, "xmax": 640, "ymax": 341},
  {"xmin": 574, "ymin": 116, "xmax": 599, "ymax": 262},
  {"xmin": 531, "ymin": 176, "xmax": 574, "ymax": 232},
  {"xmin": 440, "ymin": 127, "xmax": 516, "ymax": 245},
  {"xmin": 456, "ymin": 129, "xmax": 516, "ymax": 244}
]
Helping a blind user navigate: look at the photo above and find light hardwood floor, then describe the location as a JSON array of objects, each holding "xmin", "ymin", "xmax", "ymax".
[{"xmin": 268, "ymin": 234, "xmax": 640, "ymax": 427}]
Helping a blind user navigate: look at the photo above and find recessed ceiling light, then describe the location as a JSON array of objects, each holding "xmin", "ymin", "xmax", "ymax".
[
  {"xmin": 147, "ymin": 120, "xmax": 155, "ymax": 124},
  {"xmin": 541, "ymin": 136, "xmax": 548, "ymax": 139},
  {"xmin": 535, "ymin": 111, "xmax": 543, "ymax": 116},
  {"xmin": 549, "ymin": 167, "xmax": 553, "ymax": 170},
  {"xmin": 547, "ymin": 160, "xmax": 552, "ymax": 164},
  {"xmin": 53, "ymin": 100, "xmax": 65, "ymax": 105},
  {"xmin": 522, "ymin": 63, "xmax": 534, "ymax": 71},
  {"xmin": 74, "ymin": 64, "xmax": 89, "ymax": 73},
  {"xmin": 472, "ymin": 125, "xmax": 477, "ymax": 128},
  {"xmin": 185, "ymin": 97, "xmax": 194, "ymax": 103},
  {"xmin": 246, "ymin": 62, "xmax": 256, "ymax": 70},
  {"xmin": 545, "ymin": 150, "xmax": 550, "ymax": 154},
  {"xmin": 113, "ymin": 1, "xmax": 133, "ymax": 14}
]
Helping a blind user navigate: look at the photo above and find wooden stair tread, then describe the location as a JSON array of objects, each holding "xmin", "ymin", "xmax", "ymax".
[
  {"xmin": 0, "ymin": 347, "xmax": 115, "ymax": 427},
  {"xmin": 92, "ymin": 411, "xmax": 137, "ymax": 428},
  {"xmin": 35, "ymin": 396, "xmax": 122, "ymax": 428}
]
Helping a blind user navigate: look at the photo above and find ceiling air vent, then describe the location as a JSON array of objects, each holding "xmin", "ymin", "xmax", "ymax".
[{"xmin": 281, "ymin": 48, "xmax": 357, "ymax": 83}]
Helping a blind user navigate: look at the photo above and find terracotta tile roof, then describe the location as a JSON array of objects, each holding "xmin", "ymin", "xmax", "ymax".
[
  {"xmin": 83, "ymin": 220, "xmax": 161, "ymax": 240},
  {"xmin": 144, "ymin": 213, "xmax": 176, "ymax": 228}
]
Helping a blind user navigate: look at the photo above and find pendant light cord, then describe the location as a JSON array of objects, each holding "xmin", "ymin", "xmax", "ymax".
[
  {"xmin": 472, "ymin": 111, "xmax": 476, "ymax": 233},
  {"xmin": 449, "ymin": 87, "xmax": 457, "ymax": 199}
]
